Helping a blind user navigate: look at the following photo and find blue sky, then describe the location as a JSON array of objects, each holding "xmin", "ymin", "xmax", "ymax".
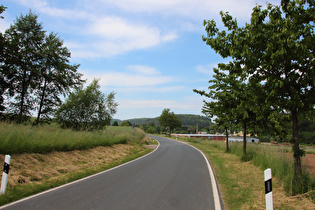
[{"xmin": 1, "ymin": 0, "xmax": 279, "ymax": 120}]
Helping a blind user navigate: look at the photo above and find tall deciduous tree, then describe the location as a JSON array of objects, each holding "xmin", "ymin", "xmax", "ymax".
[
  {"xmin": 35, "ymin": 32, "xmax": 84, "ymax": 125},
  {"xmin": 194, "ymin": 64, "xmax": 263, "ymax": 156},
  {"xmin": 157, "ymin": 108, "xmax": 182, "ymax": 136},
  {"xmin": 194, "ymin": 67, "xmax": 237, "ymax": 152},
  {"xmin": 203, "ymin": 0, "xmax": 315, "ymax": 192},
  {"xmin": 55, "ymin": 79, "xmax": 118, "ymax": 131},
  {"xmin": 3, "ymin": 11, "xmax": 45, "ymax": 122},
  {"xmin": 0, "ymin": 5, "xmax": 7, "ymax": 113}
]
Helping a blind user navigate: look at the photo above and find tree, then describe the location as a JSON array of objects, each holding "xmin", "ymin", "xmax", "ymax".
[
  {"xmin": 0, "ymin": 5, "xmax": 6, "ymax": 19},
  {"xmin": 34, "ymin": 32, "xmax": 84, "ymax": 125},
  {"xmin": 55, "ymin": 79, "xmax": 118, "ymax": 131},
  {"xmin": 0, "ymin": 5, "xmax": 7, "ymax": 113},
  {"xmin": 203, "ymin": 0, "xmax": 315, "ymax": 192},
  {"xmin": 194, "ymin": 67, "xmax": 236, "ymax": 152},
  {"xmin": 112, "ymin": 121, "xmax": 119, "ymax": 126},
  {"xmin": 2, "ymin": 11, "xmax": 46, "ymax": 123},
  {"xmin": 157, "ymin": 108, "xmax": 182, "ymax": 136},
  {"xmin": 194, "ymin": 64, "xmax": 263, "ymax": 155},
  {"xmin": 119, "ymin": 120, "xmax": 132, "ymax": 126}
]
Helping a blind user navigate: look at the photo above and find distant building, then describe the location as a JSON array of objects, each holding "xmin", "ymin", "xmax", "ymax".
[
  {"xmin": 171, "ymin": 134, "xmax": 226, "ymax": 140},
  {"xmin": 228, "ymin": 136, "xmax": 260, "ymax": 143},
  {"xmin": 171, "ymin": 133, "xmax": 259, "ymax": 142}
]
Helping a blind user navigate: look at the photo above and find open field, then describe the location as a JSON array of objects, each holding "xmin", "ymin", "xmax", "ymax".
[
  {"xmin": 169, "ymin": 136, "xmax": 315, "ymax": 209},
  {"xmin": 261, "ymin": 143, "xmax": 315, "ymax": 178}
]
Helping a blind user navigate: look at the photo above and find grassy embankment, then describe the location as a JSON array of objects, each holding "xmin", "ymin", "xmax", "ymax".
[
  {"xmin": 170, "ymin": 136, "xmax": 315, "ymax": 209},
  {"xmin": 0, "ymin": 122, "xmax": 150, "ymax": 205},
  {"xmin": 0, "ymin": 122, "xmax": 146, "ymax": 154}
]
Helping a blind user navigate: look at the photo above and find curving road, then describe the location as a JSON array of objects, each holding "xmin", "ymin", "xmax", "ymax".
[{"xmin": 1, "ymin": 135, "xmax": 222, "ymax": 210}]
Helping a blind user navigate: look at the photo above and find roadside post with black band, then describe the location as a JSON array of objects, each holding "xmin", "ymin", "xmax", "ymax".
[
  {"xmin": 1, "ymin": 155, "xmax": 11, "ymax": 194},
  {"xmin": 264, "ymin": 168, "xmax": 273, "ymax": 210}
]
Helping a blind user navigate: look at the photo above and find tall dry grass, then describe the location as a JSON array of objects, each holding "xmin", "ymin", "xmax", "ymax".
[
  {"xmin": 0, "ymin": 122, "xmax": 145, "ymax": 154},
  {"xmin": 227, "ymin": 142, "xmax": 315, "ymax": 195}
]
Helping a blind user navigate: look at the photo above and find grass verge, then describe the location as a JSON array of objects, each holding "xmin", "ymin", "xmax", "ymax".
[
  {"xmin": 170, "ymin": 136, "xmax": 315, "ymax": 209},
  {"xmin": 0, "ymin": 144, "xmax": 152, "ymax": 206},
  {"xmin": 0, "ymin": 122, "xmax": 145, "ymax": 154}
]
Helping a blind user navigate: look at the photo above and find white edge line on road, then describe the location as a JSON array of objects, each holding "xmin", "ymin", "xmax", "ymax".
[
  {"xmin": 189, "ymin": 144, "xmax": 222, "ymax": 210},
  {"xmin": 165, "ymin": 137, "xmax": 222, "ymax": 210},
  {"xmin": 0, "ymin": 141, "xmax": 160, "ymax": 209}
]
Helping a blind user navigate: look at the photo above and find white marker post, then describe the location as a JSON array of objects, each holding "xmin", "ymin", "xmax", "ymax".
[
  {"xmin": 1, "ymin": 155, "xmax": 11, "ymax": 194},
  {"xmin": 130, "ymin": 124, "xmax": 134, "ymax": 143},
  {"xmin": 264, "ymin": 168, "xmax": 273, "ymax": 210}
]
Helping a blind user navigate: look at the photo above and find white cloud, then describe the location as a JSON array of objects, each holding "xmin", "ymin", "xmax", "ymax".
[
  {"xmin": 112, "ymin": 86, "xmax": 185, "ymax": 93},
  {"xmin": 99, "ymin": 72, "xmax": 175, "ymax": 87},
  {"xmin": 15, "ymin": 0, "xmax": 88, "ymax": 19},
  {"xmin": 99, "ymin": 0, "xmax": 276, "ymax": 21},
  {"xmin": 11, "ymin": 0, "xmax": 280, "ymax": 60},
  {"xmin": 118, "ymin": 98, "xmax": 202, "ymax": 110},
  {"xmin": 0, "ymin": 19, "xmax": 10, "ymax": 33},
  {"xmin": 13, "ymin": 0, "xmax": 178, "ymax": 59},
  {"xmin": 196, "ymin": 64, "xmax": 217, "ymax": 76},
  {"xmin": 81, "ymin": 67, "xmax": 177, "ymax": 87},
  {"xmin": 82, "ymin": 16, "xmax": 177, "ymax": 58},
  {"xmin": 126, "ymin": 65, "xmax": 160, "ymax": 75},
  {"xmin": 66, "ymin": 25, "xmax": 177, "ymax": 58}
]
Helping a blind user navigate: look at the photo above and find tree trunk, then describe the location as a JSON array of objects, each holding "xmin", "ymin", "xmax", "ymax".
[
  {"xmin": 292, "ymin": 108, "xmax": 302, "ymax": 181},
  {"xmin": 225, "ymin": 128, "xmax": 229, "ymax": 151},
  {"xmin": 19, "ymin": 90, "xmax": 25, "ymax": 123},
  {"xmin": 19, "ymin": 70, "xmax": 27, "ymax": 123},
  {"xmin": 36, "ymin": 79, "xmax": 47, "ymax": 125},
  {"xmin": 243, "ymin": 121, "xmax": 247, "ymax": 159}
]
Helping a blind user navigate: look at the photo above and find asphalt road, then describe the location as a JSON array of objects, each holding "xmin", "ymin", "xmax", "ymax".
[{"xmin": 1, "ymin": 135, "xmax": 222, "ymax": 210}]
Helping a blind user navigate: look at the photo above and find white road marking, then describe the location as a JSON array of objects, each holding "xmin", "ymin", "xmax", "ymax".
[
  {"xmin": 161, "ymin": 137, "xmax": 222, "ymax": 210},
  {"xmin": 0, "ymin": 142, "xmax": 160, "ymax": 209}
]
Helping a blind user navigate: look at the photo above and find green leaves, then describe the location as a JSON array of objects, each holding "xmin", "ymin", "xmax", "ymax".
[
  {"xmin": 56, "ymin": 79, "xmax": 118, "ymax": 131},
  {"xmin": 157, "ymin": 108, "xmax": 182, "ymax": 135},
  {"xmin": 200, "ymin": 0, "xmax": 315, "ymax": 187},
  {"xmin": 1, "ymin": 10, "xmax": 84, "ymax": 124},
  {"xmin": 2, "ymin": 11, "xmax": 46, "ymax": 122},
  {"xmin": 203, "ymin": 0, "xmax": 315, "ymax": 116},
  {"xmin": 34, "ymin": 32, "xmax": 84, "ymax": 124},
  {"xmin": 0, "ymin": 5, "xmax": 6, "ymax": 19}
]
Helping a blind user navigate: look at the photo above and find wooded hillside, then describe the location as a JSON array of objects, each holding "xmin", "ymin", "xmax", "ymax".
[{"xmin": 124, "ymin": 114, "xmax": 211, "ymax": 127}]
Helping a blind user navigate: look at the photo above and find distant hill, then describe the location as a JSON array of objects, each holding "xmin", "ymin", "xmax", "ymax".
[
  {"xmin": 176, "ymin": 114, "xmax": 212, "ymax": 128},
  {"xmin": 114, "ymin": 114, "xmax": 212, "ymax": 129},
  {"xmin": 127, "ymin": 117, "xmax": 159, "ymax": 126}
]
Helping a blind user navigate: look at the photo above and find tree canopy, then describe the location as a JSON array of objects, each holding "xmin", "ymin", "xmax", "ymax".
[
  {"xmin": 201, "ymin": 0, "xmax": 315, "ymax": 193},
  {"xmin": 0, "ymin": 5, "xmax": 7, "ymax": 112},
  {"xmin": 2, "ymin": 11, "xmax": 46, "ymax": 122},
  {"xmin": 0, "ymin": 5, "xmax": 6, "ymax": 19},
  {"xmin": 0, "ymin": 10, "xmax": 84, "ymax": 123},
  {"xmin": 55, "ymin": 79, "xmax": 118, "ymax": 131},
  {"xmin": 157, "ymin": 108, "xmax": 182, "ymax": 136},
  {"xmin": 119, "ymin": 120, "xmax": 132, "ymax": 127},
  {"xmin": 34, "ymin": 32, "xmax": 83, "ymax": 125}
]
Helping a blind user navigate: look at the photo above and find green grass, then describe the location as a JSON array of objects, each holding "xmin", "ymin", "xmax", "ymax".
[
  {"xmin": 226, "ymin": 142, "xmax": 315, "ymax": 195},
  {"xmin": 169, "ymin": 136, "xmax": 315, "ymax": 208},
  {"xmin": 0, "ymin": 147, "xmax": 151, "ymax": 206},
  {"xmin": 181, "ymin": 139, "xmax": 264, "ymax": 209},
  {"xmin": 200, "ymin": 144, "xmax": 253, "ymax": 208},
  {"xmin": 0, "ymin": 122, "xmax": 146, "ymax": 154}
]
